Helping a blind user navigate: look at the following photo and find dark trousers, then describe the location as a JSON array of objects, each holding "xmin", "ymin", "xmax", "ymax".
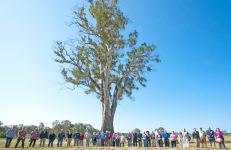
[
  {"xmin": 157, "ymin": 140, "xmax": 163, "ymax": 147},
  {"xmin": 171, "ymin": 141, "xmax": 176, "ymax": 148},
  {"xmin": 57, "ymin": 139, "xmax": 63, "ymax": 147},
  {"xmin": 48, "ymin": 139, "xmax": 54, "ymax": 147},
  {"xmin": 15, "ymin": 137, "xmax": 25, "ymax": 148},
  {"xmin": 143, "ymin": 140, "xmax": 148, "ymax": 147},
  {"xmin": 138, "ymin": 140, "xmax": 142, "ymax": 147},
  {"xmin": 120, "ymin": 143, "xmax": 124, "ymax": 147},
  {"xmin": 112, "ymin": 141, "xmax": 115, "ymax": 147},
  {"xmin": 5, "ymin": 137, "xmax": 13, "ymax": 148},
  {"xmin": 101, "ymin": 139, "xmax": 105, "ymax": 146},
  {"xmin": 29, "ymin": 139, "xmax": 37, "ymax": 147},
  {"xmin": 164, "ymin": 138, "xmax": 170, "ymax": 147},
  {"xmin": 147, "ymin": 139, "xmax": 151, "ymax": 147},
  {"xmin": 133, "ymin": 140, "xmax": 137, "ymax": 146}
]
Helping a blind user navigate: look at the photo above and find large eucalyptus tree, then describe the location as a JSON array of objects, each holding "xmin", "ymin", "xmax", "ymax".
[{"xmin": 54, "ymin": 0, "xmax": 160, "ymax": 132}]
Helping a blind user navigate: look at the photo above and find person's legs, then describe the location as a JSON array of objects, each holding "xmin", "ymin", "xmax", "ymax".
[
  {"xmin": 57, "ymin": 139, "xmax": 61, "ymax": 147},
  {"xmin": 197, "ymin": 139, "xmax": 200, "ymax": 148},
  {"xmin": 32, "ymin": 139, "xmax": 36, "ymax": 147},
  {"xmin": 60, "ymin": 139, "xmax": 63, "ymax": 147},
  {"xmin": 74, "ymin": 138, "xmax": 76, "ymax": 146},
  {"xmin": 204, "ymin": 138, "xmax": 207, "ymax": 148},
  {"xmin": 48, "ymin": 140, "xmax": 51, "ymax": 147},
  {"xmin": 29, "ymin": 139, "xmax": 33, "ymax": 147},
  {"xmin": 8, "ymin": 138, "xmax": 13, "ymax": 147},
  {"xmin": 222, "ymin": 137, "xmax": 226, "ymax": 149},
  {"xmin": 43, "ymin": 138, "xmax": 46, "ymax": 147},
  {"xmin": 40, "ymin": 139, "xmax": 42, "ymax": 147},
  {"xmin": 5, "ymin": 137, "xmax": 10, "ymax": 147},
  {"xmin": 69, "ymin": 138, "xmax": 72, "ymax": 146},
  {"xmin": 51, "ymin": 140, "xmax": 54, "ymax": 147},
  {"xmin": 15, "ymin": 138, "xmax": 21, "ymax": 148},
  {"xmin": 21, "ymin": 138, "xmax": 25, "ymax": 148}
]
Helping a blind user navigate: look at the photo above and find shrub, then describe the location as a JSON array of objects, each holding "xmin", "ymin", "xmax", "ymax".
[{"xmin": 0, "ymin": 132, "xmax": 5, "ymax": 138}]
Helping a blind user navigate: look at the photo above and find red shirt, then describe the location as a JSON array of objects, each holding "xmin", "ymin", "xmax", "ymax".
[
  {"xmin": 80, "ymin": 133, "xmax": 84, "ymax": 140},
  {"xmin": 108, "ymin": 133, "xmax": 113, "ymax": 140}
]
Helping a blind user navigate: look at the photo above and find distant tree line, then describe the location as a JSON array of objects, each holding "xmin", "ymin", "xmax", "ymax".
[{"xmin": 0, "ymin": 120, "xmax": 96, "ymax": 138}]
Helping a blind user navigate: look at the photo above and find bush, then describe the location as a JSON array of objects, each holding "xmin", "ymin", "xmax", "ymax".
[{"xmin": 0, "ymin": 132, "xmax": 5, "ymax": 138}]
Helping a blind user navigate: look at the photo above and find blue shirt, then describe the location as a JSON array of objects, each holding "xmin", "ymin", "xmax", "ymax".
[
  {"xmin": 103, "ymin": 133, "xmax": 108, "ymax": 139},
  {"xmin": 163, "ymin": 132, "xmax": 169, "ymax": 139},
  {"xmin": 206, "ymin": 130, "xmax": 215, "ymax": 139},
  {"xmin": 58, "ymin": 132, "xmax": 65, "ymax": 140},
  {"xmin": 96, "ymin": 133, "xmax": 101, "ymax": 139},
  {"xmin": 6, "ymin": 129, "xmax": 16, "ymax": 138}
]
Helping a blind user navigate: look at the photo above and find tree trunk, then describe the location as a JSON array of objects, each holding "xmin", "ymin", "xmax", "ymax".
[{"xmin": 101, "ymin": 102, "xmax": 114, "ymax": 133}]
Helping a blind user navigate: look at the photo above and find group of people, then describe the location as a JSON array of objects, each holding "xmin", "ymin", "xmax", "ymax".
[{"xmin": 5, "ymin": 126, "xmax": 226, "ymax": 149}]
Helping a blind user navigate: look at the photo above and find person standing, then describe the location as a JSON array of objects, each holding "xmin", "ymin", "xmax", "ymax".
[
  {"xmin": 146, "ymin": 131, "xmax": 151, "ymax": 147},
  {"xmin": 29, "ymin": 128, "xmax": 39, "ymax": 147},
  {"xmin": 120, "ymin": 134, "xmax": 125, "ymax": 147},
  {"xmin": 100, "ymin": 131, "xmax": 105, "ymax": 146},
  {"xmin": 137, "ymin": 131, "xmax": 143, "ymax": 147},
  {"xmin": 163, "ymin": 130, "xmax": 170, "ymax": 147},
  {"xmin": 92, "ymin": 132, "xmax": 97, "ymax": 146},
  {"xmin": 178, "ymin": 132, "xmax": 183, "ymax": 148},
  {"xmin": 15, "ymin": 127, "xmax": 26, "ymax": 148},
  {"xmin": 108, "ymin": 131, "xmax": 113, "ymax": 146},
  {"xmin": 112, "ymin": 133, "xmax": 116, "ymax": 147},
  {"xmin": 66, "ymin": 130, "xmax": 72, "ymax": 147},
  {"xmin": 132, "ymin": 132, "xmax": 138, "ymax": 146},
  {"xmin": 199, "ymin": 128, "xmax": 207, "ymax": 148},
  {"xmin": 57, "ymin": 129, "xmax": 65, "ymax": 147},
  {"xmin": 143, "ymin": 132, "xmax": 148, "ymax": 147},
  {"xmin": 79, "ymin": 132, "xmax": 84, "ymax": 146},
  {"xmin": 96, "ymin": 131, "xmax": 101, "ymax": 146},
  {"xmin": 115, "ymin": 133, "xmax": 120, "ymax": 147},
  {"xmin": 126, "ymin": 132, "xmax": 132, "ymax": 147},
  {"xmin": 214, "ymin": 128, "xmax": 226, "ymax": 149},
  {"xmin": 192, "ymin": 128, "xmax": 200, "ymax": 148},
  {"xmin": 73, "ymin": 131, "xmax": 80, "ymax": 146},
  {"xmin": 170, "ymin": 131, "xmax": 177, "ymax": 148},
  {"xmin": 48, "ymin": 130, "xmax": 56, "ymax": 147},
  {"xmin": 104, "ymin": 131, "xmax": 109, "ymax": 146},
  {"xmin": 5, "ymin": 126, "xmax": 16, "ymax": 148},
  {"xmin": 182, "ymin": 129, "xmax": 190, "ymax": 148},
  {"xmin": 150, "ymin": 131, "xmax": 156, "ymax": 147},
  {"xmin": 39, "ymin": 129, "xmax": 48, "ymax": 147},
  {"xmin": 156, "ymin": 131, "xmax": 163, "ymax": 147},
  {"xmin": 85, "ymin": 129, "xmax": 91, "ymax": 147},
  {"xmin": 206, "ymin": 127, "xmax": 216, "ymax": 148}
]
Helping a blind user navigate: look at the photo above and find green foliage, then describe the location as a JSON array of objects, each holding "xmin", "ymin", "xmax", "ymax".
[
  {"xmin": 54, "ymin": 0, "xmax": 160, "ymax": 102},
  {"xmin": 0, "ymin": 132, "xmax": 5, "ymax": 138},
  {"xmin": 52, "ymin": 120, "xmax": 96, "ymax": 134}
]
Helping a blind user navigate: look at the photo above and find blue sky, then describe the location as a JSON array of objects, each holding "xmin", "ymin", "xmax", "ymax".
[{"xmin": 0, "ymin": 0, "xmax": 230, "ymax": 133}]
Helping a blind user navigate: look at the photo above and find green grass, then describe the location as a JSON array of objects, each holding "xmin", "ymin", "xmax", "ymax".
[{"xmin": 0, "ymin": 135, "xmax": 230, "ymax": 150}]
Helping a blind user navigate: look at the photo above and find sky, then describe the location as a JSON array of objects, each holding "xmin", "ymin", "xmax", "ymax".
[{"xmin": 0, "ymin": 0, "xmax": 230, "ymax": 133}]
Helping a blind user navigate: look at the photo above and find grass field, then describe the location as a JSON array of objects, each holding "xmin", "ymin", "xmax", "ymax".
[{"xmin": 0, "ymin": 135, "xmax": 230, "ymax": 150}]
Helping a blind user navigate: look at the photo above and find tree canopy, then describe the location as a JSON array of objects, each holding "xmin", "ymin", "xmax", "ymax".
[{"xmin": 54, "ymin": 0, "xmax": 160, "ymax": 132}]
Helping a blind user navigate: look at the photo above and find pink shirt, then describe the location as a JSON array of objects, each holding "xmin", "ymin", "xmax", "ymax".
[
  {"xmin": 170, "ymin": 133, "xmax": 177, "ymax": 141},
  {"xmin": 108, "ymin": 133, "xmax": 113, "ymax": 140},
  {"xmin": 214, "ymin": 131, "xmax": 223, "ymax": 138},
  {"xmin": 31, "ymin": 130, "xmax": 39, "ymax": 139}
]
